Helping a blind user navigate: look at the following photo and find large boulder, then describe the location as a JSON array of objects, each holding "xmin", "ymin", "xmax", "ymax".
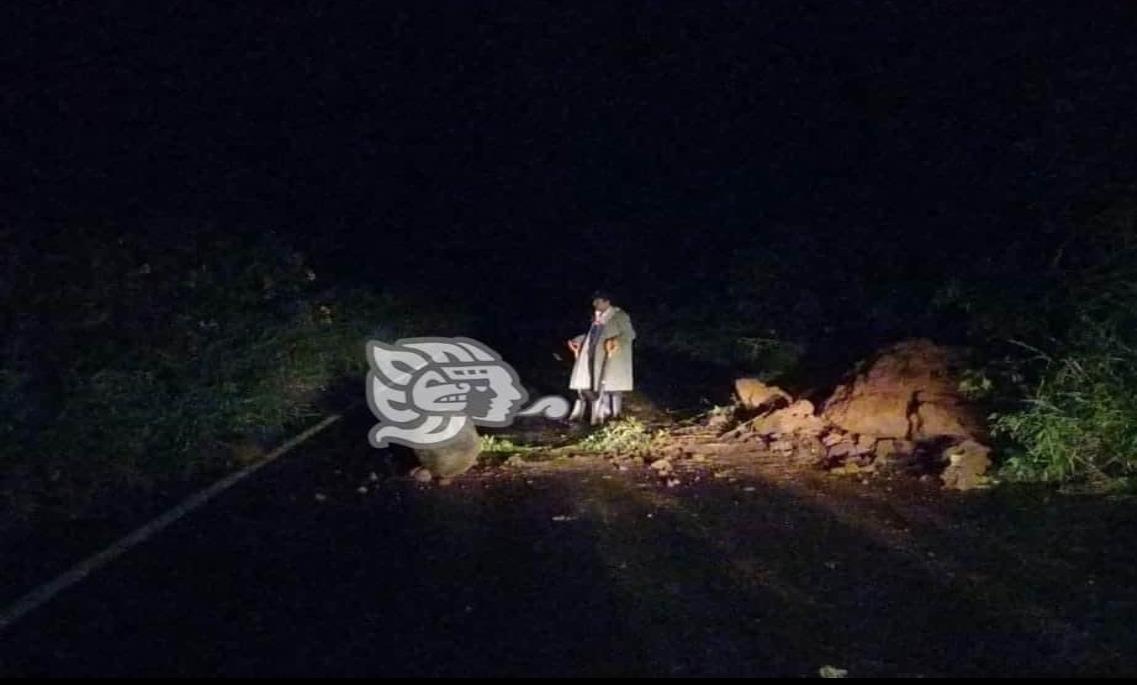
[
  {"xmin": 734, "ymin": 378, "xmax": 792, "ymax": 410},
  {"xmin": 821, "ymin": 339, "xmax": 987, "ymax": 441},
  {"xmin": 413, "ymin": 421, "xmax": 480, "ymax": 478}
]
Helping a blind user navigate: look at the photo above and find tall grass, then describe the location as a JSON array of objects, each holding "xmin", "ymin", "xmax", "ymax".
[
  {"xmin": 993, "ymin": 323, "xmax": 1137, "ymax": 483},
  {"xmin": 965, "ymin": 195, "xmax": 1137, "ymax": 484}
]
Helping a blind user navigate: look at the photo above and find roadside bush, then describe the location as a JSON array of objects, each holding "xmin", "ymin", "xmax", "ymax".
[{"xmin": 0, "ymin": 224, "xmax": 458, "ymax": 525}]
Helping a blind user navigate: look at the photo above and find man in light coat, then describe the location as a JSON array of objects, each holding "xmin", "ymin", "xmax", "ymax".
[{"xmin": 566, "ymin": 291, "xmax": 635, "ymax": 425}]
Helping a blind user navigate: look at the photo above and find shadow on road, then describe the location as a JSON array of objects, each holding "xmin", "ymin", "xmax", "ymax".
[{"xmin": 2, "ymin": 412, "xmax": 1135, "ymax": 676}]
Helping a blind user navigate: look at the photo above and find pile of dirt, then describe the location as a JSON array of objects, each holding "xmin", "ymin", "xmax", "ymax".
[
  {"xmin": 821, "ymin": 338, "xmax": 987, "ymax": 442},
  {"xmin": 720, "ymin": 339, "xmax": 993, "ymax": 490}
]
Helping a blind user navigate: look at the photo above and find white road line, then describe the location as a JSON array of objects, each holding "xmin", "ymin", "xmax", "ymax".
[{"xmin": 0, "ymin": 412, "xmax": 344, "ymax": 634}]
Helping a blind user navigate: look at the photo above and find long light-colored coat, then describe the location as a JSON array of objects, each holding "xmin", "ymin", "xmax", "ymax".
[{"xmin": 569, "ymin": 306, "xmax": 636, "ymax": 393}]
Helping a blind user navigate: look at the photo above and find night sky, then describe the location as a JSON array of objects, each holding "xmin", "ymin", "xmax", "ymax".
[{"xmin": 7, "ymin": 1, "xmax": 1137, "ymax": 343}]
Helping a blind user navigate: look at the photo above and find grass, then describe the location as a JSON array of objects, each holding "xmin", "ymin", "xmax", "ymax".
[
  {"xmin": 992, "ymin": 324, "xmax": 1137, "ymax": 483},
  {"xmin": 573, "ymin": 417, "xmax": 668, "ymax": 456}
]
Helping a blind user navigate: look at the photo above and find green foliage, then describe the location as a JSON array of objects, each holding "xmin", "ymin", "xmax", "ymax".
[
  {"xmin": 993, "ymin": 323, "xmax": 1137, "ymax": 482},
  {"xmin": 0, "ymin": 224, "xmax": 454, "ymax": 524},
  {"xmin": 478, "ymin": 435, "xmax": 536, "ymax": 454},
  {"xmin": 953, "ymin": 194, "xmax": 1137, "ymax": 484},
  {"xmin": 957, "ymin": 366, "xmax": 996, "ymax": 401},
  {"xmin": 574, "ymin": 417, "xmax": 666, "ymax": 455}
]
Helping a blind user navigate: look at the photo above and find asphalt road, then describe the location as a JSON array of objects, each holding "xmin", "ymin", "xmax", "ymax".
[{"xmin": 3, "ymin": 411, "xmax": 1136, "ymax": 677}]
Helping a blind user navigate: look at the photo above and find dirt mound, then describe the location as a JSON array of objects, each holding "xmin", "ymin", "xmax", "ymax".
[{"xmin": 821, "ymin": 338, "xmax": 987, "ymax": 441}]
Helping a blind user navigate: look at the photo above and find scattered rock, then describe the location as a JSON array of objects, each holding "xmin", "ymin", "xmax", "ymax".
[
  {"xmin": 706, "ymin": 412, "xmax": 736, "ymax": 432},
  {"xmin": 412, "ymin": 467, "xmax": 434, "ymax": 483},
  {"xmin": 793, "ymin": 436, "xmax": 827, "ymax": 464},
  {"xmin": 822, "ymin": 430, "xmax": 847, "ymax": 447},
  {"xmin": 769, "ymin": 440, "xmax": 795, "ymax": 456},
  {"xmin": 826, "ymin": 439, "xmax": 857, "ymax": 459},
  {"xmin": 829, "ymin": 461, "xmax": 871, "ymax": 476},
  {"xmin": 940, "ymin": 439, "xmax": 993, "ymax": 491}
]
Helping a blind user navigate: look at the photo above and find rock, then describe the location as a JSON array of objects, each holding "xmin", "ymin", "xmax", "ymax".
[
  {"xmin": 877, "ymin": 436, "xmax": 914, "ymax": 459},
  {"xmin": 854, "ymin": 434, "xmax": 877, "ymax": 454},
  {"xmin": 940, "ymin": 439, "xmax": 993, "ymax": 491},
  {"xmin": 870, "ymin": 439, "xmax": 914, "ymax": 474},
  {"xmin": 829, "ymin": 461, "xmax": 870, "ymax": 476},
  {"xmin": 748, "ymin": 400, "xmax": 829, "ymax": 438},
  {"xmin": 722, "ymin": 426, "xmax": 745, "ymax": 440},
  {"xmin": 822, "ymin": 430, "xmax": 848, "ymax": 447},
  {"xmin": 793, "ymin": 436, "xmax": 827, "ymax": 463},
  {"xmin": 413, "ymin": 421, "xmax": 480, "ymax": 478},
  {"xmin": 707, "ymin": 412, "xmax": 735, "ymax": 431},
  {"xmin": 826, "ymin": 440, "xmax": 857, "ymax": 459},
  {"xmin": 873, "ymin": 438, "xmax": 899, "ymax": 460},
  {"xmin": 769, "ymin": 440, "xmax": 795, "ymax": 455},
  {"xmin": 734, "ymin": 378, "xmax": 792, "ymax": 410},
  {"xmin": 821, "ymin": 339, "xmax": 987, "ymax": 441},
  {"xmin": 411, "ymin": 467, "xmax": 434, "ymax": 483}
]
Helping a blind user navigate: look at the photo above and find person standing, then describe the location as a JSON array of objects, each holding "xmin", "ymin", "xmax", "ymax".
[{"xmin": 567, "ymin": 291, "xmax": 635, "ymax": 424}]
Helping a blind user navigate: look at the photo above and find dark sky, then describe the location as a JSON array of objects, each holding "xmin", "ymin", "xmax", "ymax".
[{"xmin": 6, "ymin": 1, "xmax": 1137, "ymax": 325}]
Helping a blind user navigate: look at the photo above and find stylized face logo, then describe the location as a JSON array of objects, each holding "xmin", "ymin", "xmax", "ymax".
[
  {"xmin": 409, "ymin": 364, "xmax": 523, "ymax": 422},
  {"xmin": 366, "ymin": 337, "xmax": 537, "ymax": 448}
]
